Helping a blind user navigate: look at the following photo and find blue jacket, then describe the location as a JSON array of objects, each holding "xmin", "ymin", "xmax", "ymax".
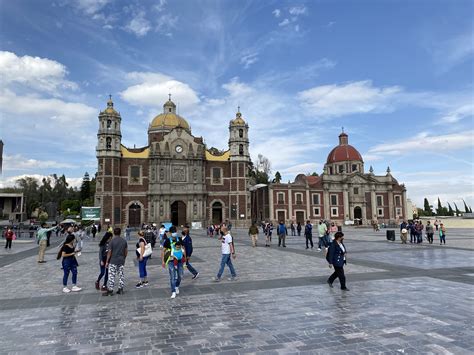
[
  {"xmin": 327, "ymin": 241, "xmax": 347, "ymax": 267},
  {"xmin": 182, "ymin": 234, "xmax": 193, "ymax": 257},
  {"xmin": 277, "ymin": 223, "xmax": 287, "ymax": 235}
]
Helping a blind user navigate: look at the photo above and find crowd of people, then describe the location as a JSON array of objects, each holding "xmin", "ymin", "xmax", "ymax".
[
  {"xmin": 399, "ymin": 219, "xmax": 447, "ymax": 245},
  {"xmin": 51, "ymin": 222, "xmax": 240, "ymax": 298}
]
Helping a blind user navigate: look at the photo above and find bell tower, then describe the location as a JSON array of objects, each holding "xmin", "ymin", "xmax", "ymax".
[
  {"xmin": 228, "ymin": 108, "xmax": 250, "ymax": 162},
  {"xmin": 228, "ymin": 108, "xmax": 251, "ymax": 227},
  {"xmin": 97, "ymin": 96, "xmax": 122, "ymax": 158},
  {"xmin": 95, "ymin": 96, "xmax": 122, "ymax": 226}
]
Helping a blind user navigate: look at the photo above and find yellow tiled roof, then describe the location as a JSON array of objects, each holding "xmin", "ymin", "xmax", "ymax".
[
  {"xmin": 205, "ymin": 150, "xmax": 230, "ymax": 161},
  {"xmin": 121, "ymin": 145, "xmax": 149, "ymax": 158}
]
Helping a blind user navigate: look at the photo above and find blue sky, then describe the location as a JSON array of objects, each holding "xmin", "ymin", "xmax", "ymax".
[{"xmin": 0, "ymin": 0, "xmax": 473, "ymax": 209}]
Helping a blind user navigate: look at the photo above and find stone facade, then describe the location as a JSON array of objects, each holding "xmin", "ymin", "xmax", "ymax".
[
  {"xmin": 95, "ymin": 97, "xmax": 251, "ymax": 228},
  {"xmin": 252, "ymin": 132, "xmax": 407, "ymax": 226}
]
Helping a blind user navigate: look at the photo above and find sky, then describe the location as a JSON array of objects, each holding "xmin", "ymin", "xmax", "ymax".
[{"xmin": 0, "ymin": 0, "xmax": 473, "ymax": 210}]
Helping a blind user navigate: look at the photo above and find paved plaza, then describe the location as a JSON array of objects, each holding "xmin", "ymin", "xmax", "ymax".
[{"xmin": 0, "ymin": 227, "xmax": 473, "ymax": 354}]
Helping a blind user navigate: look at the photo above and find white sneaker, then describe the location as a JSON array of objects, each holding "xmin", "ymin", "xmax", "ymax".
[
  {"xmin": 71, "ymin": 286, "xmax": 82, "ymax": 292},
  {"xmin": 175, "ymin": 287, "xmax": 179, "ymax": 295},
  {"xmin": 317, "ymin": 248, "xmax": 322, "ymax": 252},
  {"xmin": 170, "ymin": 292, "xmax": 176, "ymax": 299},
  {"xmin": 62, "ymin": 287, "xmax": 71, "ymax": 293}
]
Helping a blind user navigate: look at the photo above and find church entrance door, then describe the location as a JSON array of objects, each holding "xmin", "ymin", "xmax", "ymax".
[
  {"xmin": 129, "ymin": 203, "xmax": 141, "ymax": 227},
  {"xmin": 171, "ymin": 201, "xmax": 186, "ymax": 227},
  {"xmin": 295, "ymin": 211, "xmax": 305, "ymax": 224},
  {"xmin": 211, "ymin": 202, "xmax": 223, "ymax": 225},
  {"xmin": 354, "ymin": 206, "xmax": 362, "ymax": 225}
]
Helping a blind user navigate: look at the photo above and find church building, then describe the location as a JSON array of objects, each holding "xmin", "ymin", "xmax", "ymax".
[
  {"xmin": 95, "ymin": 96, "xmax": 251, "ymax": 228},
  {"xmin": 252, "ymin": 131, "xmax": 407, "ymax": 225}
]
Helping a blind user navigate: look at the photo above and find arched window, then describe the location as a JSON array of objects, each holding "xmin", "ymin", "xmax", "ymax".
[
  {"xmin": 239, "ymin": 129, "xmax": 243, "ymax": 138},
  {"xmin": 239, "ymin": 144, "xmax": 244, "ymax": 155},
  {"xmin": 106, "ymin": 137, "xmax": 112, "ymax": 150},
  {"xmin": 107, "ymin": 120, "xmax": 112, "ymax": 128}
]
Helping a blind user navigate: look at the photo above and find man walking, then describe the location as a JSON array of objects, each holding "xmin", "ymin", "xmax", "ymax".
[
  {"xmin": 182, "ymin": 226, "xmax": 199, "ymax": 279},
  {"xmin": 425, "ymin": 221, "xmax": 434, "ymax": 244},
  {"xmin": 304, "ymin": 220, "xmax": 314, "ymax": 249},
  {"xmin": 36, "ymin": 223, "xmax": 57, "ymax": 263},
  {"xmin": 213, "ymin": 226, "xmax": 237, "ymax": 282},
  {"xmin": 248, "ymin": 222, "xmax": 259, "ymax": 247},
  {"xmin": 317, "ymin": 220, "xmax": 328, "ymax": 252},
  {"xmin": 103, "ymin": 227, "xmax": 128, "ymax": 296},
  {"xmin": 277, "ymin": 221, "xmax": 287, "ymax": 247}
]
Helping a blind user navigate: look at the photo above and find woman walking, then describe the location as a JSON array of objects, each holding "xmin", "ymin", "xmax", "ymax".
[
  {"xmin": 57, "ymin": 234, "xmax": 82, "ymax": 293},
  {"xmin": 135, "ymin": 231, "xmax": 150, "ymax": 288},
  {"xmin": 96, "ymin": 232, "xmax": 112, "ymax": 290},
  {"xmin": 439, "ymin": 223, "xmax": 447, "ymax": 245},
  {"xmin": 326, "ymin": 231, "xmax": 349, "ymax": 291}
]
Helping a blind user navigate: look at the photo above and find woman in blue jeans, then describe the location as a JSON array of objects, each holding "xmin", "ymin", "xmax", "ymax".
[
  {"xmin": 135, "ymin": 231, "xmax": 149, "ymax": 288},
  {"xmin": 57, "ymin": 234, "xmax": 82, "ymax": 293},
  {"xmin": 96, "ymin": 232, "xmax": 112, "ymax": 290}
]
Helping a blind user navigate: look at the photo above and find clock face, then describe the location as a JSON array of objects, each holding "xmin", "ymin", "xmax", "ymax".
[{"xmin": 175, "ymin": 145, "xmax": 183, "ymax": 153}]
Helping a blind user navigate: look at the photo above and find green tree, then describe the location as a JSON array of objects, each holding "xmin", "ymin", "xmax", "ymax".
[
  {"xmin": 80, "ymin": 172, "xmax": 91, "ymax": 202},
  {"xmin": 250, "ymin": 154, "xmax": 272, "ymax": 184},
  {"xmin": 310, "ymin": 172, "xmax": 319, "ymax": 176},
  {"xmin": 463, "ymin": 199, "xmax": 470, "ymax": 213},
  {"xmin": 16, "ymin": 176, "xmax": 41, "ymax": 217},
  {"xmin": 454, "ymin": 202, "xmax": 461, "ymax": 215},
  {"xmin": 423, "ymin": 198, "xmax": 432, "ymax": 216},
  {"xmin": 436, "ymin": 197, "xmax": 443, "ymax": 216},
  {"xmin": 447, "ymin": 203, "xmax": 454, "ymax": 216},
  {"xmin": 273, "ymin": 171, "xmax": 282, "ymax": 183}
]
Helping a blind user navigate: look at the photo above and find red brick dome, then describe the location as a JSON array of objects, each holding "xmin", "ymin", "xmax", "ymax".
[{"xmin": 326, "ymin": 132, "xmax": 363, "ymax": 164}]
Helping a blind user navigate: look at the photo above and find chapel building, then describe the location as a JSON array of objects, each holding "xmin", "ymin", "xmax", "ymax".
[
  {"xmin": 95, "ymin": 97, "xmax": 251, "ymax": 228},
  {"xmin": 251, "ymin": 132, "xmax": 407, "ymax": 225}
]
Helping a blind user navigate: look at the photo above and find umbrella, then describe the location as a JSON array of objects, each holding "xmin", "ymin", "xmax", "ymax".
[{"xmin": 60, "ymin": 218, "xmax": 78, "ymax": 224}]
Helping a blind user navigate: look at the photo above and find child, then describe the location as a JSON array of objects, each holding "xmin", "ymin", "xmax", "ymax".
[{"xmin": 171, "ymin": 240, "xmax": 186, "ymax": 270}]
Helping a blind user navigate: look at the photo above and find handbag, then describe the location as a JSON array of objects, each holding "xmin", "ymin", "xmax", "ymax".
[{"xmin": 137, "ymin": 242, "xmax": 153, "ymax": 257}]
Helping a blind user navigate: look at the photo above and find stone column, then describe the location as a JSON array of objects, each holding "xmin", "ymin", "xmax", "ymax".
[
  {"xmin": 402, "ymin": 189, "xmax": 407, "ymax": 220},
  {"xmin": 343, "ymin": 184, "xmax": 349, "ymax": 221},
  {"xmin": 288, "ymin": 188, "xmax": 293, "ymax": 222},
  {"xmin": 388, "ymin": 188, "xmax": 394, "ymax": 221},
  {"xmin": 371, "ymin": 186, "xmax": 377, "ymax": 220},
  {"xmin": 323, "ymin": 185, "xmax": 330, "ymax": 220},
  {"xmin": 268, "ymin": 186, "xmax": 274, "ymax": 221},
  {"xmin": 306, "ymin": 188, "xmax": 311, "ymax": 221}
]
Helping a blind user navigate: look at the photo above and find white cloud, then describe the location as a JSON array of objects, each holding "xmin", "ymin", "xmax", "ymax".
[
  {"xmin": 74, "ymin": 0, "xmax": 111, "ymax": 15},
  {"xmin": 437, "ymin": 103, "xmax": 473, "ymax": 124},
  {"xmin": 0, "ymin": 51, "xmax": 77, "ymax": 93},
  {"xmin": 279, "ymin": 18, "xmax": 290, "ymax": 27},
  {"xmin": 289, "ymin": 6, "xmax": 307, "ymax": 16},
  {"xmin": 280, "ymin": 163, "xmax": 321, "ymax": 176},
  {"xmin": 368, "ymin": 131, "xmax": 474, "ymax": 156},
  {"xmin": 120, "ymin": 72, "xmax": 200, "ymax": 111},
  {"xmin": 272, "ymin": 9, "xmax": 281, "ymax": 18},
  {"xmin": 125, "ymin": 11, "xmax": 151, "ymax": 37},
  {"xmin": 298, "ymin": 80, "xmax": 402, "ymax": 118},
  {"xmin": 154, "ymin": 0, "xmax": 167, "ymax": 12},
  {"xmin": 156, "ymin": 13, "xmax": 178, "ymax": 33},
  {"xmin": 2, "ymin": 155, "xmax": 76, "ymax": 171},
  {"xmin": 431, "ymin": 31, "xmax": 474, "ymax": 73},
  {"xmin": 362, "ymin": 154, "xmax": 383, "ymax": 162},
  {"xmin": 0, "ymin": 89, "xmax": 96, "ymax": 129},
  {"xmin": 240, "ymin": 52, "xmax": 259, "ymax": 69}
]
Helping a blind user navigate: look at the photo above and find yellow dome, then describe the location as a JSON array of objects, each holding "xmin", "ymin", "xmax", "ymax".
[
  {"xmin": 231, "ymin": 111, "xmax": 246, "ymax": 125},
  {"xmin": 150, "ymin": 113, "xmax": 190, "ymax": 130}
]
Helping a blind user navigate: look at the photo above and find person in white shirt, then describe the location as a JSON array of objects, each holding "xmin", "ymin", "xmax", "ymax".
[{"xmin": 213, "ymin": 226, "xmax": 237, "ymax": 282}]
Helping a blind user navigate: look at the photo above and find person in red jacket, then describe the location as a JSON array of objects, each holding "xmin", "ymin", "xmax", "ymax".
[{"xmin": 4, "ymin": 227, "xmax": 14, "ymax": 249}]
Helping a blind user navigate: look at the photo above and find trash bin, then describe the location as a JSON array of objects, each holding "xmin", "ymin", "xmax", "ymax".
[
  {"xmin": 386, "ymin": 230, "xmax": 395, "ymax": 241},
  {"xmin": 337, "ymin": 226, "xmax": 342, "ymax": 232}
]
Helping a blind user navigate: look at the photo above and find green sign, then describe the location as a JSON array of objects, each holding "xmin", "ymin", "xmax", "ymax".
[{"xmin": 81, "ymin": 207, "xmax": 101, "ymax": 221}]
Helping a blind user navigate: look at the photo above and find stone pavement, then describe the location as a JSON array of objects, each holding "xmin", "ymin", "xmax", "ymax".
[{"xmin": 0, "ymin": 227, "xmax": 473, "ymax": 354}]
